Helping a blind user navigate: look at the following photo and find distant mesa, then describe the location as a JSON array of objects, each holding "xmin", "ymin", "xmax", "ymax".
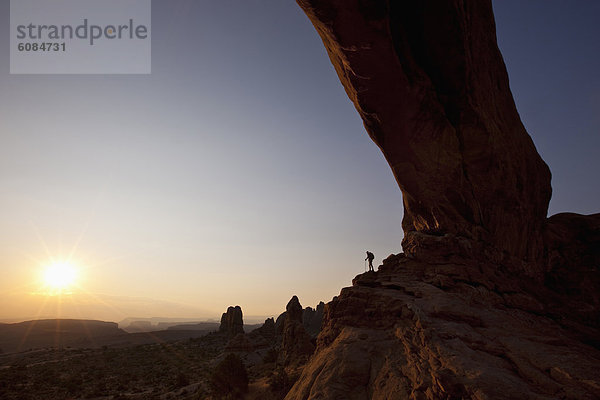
[
  {"xmin": 119, "ymin": 317, "xmax": 218, "ymax": 332},
  {"xmin": 0, "ymin": 318, "xmax": 221, "ymax": 354},
  {"xmin": 124, "ymin": 320, "xmax": 152, "ymax": 332},
  {"xmin": 120, "ymin": 317, "xmax": 224, "ymax": 334},
  {"xmin": 0, "ymin": 311, "xmax": 271, "ymax": 355},
  {"xmin": 166, "ymin": 321, "xmax": 221, "ymax": 331},
  {"xmin": 0, "ymin": 319, "xmax": 124, "ymax": 353}
]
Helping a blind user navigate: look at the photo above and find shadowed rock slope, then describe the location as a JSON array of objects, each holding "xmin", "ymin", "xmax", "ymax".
[{"xmin": 288, "ymin": 0, "xmax": 600, "ymax": 398}]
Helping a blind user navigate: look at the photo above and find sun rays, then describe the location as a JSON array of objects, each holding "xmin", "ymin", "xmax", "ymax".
[{"xmin": 42, "ymin": 261, "xmax": 77, "ymax": 293}]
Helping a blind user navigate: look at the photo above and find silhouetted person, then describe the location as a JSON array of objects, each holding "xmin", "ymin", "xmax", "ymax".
[{"xmin": 365, "ymin": 251, "xmax": 374, "ymax": 272}]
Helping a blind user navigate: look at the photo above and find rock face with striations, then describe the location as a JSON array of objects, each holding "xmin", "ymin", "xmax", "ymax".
[
  {"xmin": 219, "ymin": 305, "xmax": 244, "ymax": 337},
  {"xmin": 286, "ymin": 0, "xmax": 600, "ymax": 399}
]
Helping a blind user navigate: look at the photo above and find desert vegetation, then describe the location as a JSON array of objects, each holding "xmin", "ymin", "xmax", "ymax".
[{"xmin": 0, "ymin": 334, "xmax": 227, "ymax": 399}]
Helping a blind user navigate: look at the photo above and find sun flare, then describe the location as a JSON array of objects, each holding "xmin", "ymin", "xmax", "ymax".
[{"xmin": 42, "ymin": 262, "xmax": 77, "ymax": 292}]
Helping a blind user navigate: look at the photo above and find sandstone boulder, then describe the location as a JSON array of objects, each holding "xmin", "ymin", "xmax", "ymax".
[
  {"xmin": 279, "ymin": 296, "xmax": 315, "ymax": 366},
  {"xmin": 219, "ymin": 305, "xmax": 244, "ymax": 337}
]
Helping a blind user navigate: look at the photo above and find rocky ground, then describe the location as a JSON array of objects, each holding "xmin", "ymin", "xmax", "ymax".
[
  {"xmin": 285, "ymin": 254, "xmax": 600, "ymax": 400},
  {"xmin": 0, "ymin": 334, "xmax": 225, "ymax": 399}
]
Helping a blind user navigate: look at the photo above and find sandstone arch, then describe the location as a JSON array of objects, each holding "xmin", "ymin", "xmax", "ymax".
[{"xmin": 284, "ymin": 1, "xmax": 600, "ymax": 398}]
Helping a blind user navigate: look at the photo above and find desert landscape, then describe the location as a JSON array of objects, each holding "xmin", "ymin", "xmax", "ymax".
[{"xmin": 0, "ymin": 298, "xmax": 323, "ymax": 399}]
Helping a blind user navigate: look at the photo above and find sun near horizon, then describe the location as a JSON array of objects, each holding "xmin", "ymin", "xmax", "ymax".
[{"xmin": 41, "ymin": 261, "xmax": 78, "ymax": 294}]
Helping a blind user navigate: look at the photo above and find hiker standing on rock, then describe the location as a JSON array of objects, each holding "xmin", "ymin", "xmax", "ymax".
[{"xmin": 365, "ymin": 251, "xmax": 374, "ymax": 272}]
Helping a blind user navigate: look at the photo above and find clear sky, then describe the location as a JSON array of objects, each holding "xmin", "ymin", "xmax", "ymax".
[{"xmin": 0, "ymin": 0, "xmax": 598, "ymax": 323}]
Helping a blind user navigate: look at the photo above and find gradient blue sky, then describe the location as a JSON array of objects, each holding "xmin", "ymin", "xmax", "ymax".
[{"xmin": 0, "ymin": 0, "xmax": 598, "ymax": 322}]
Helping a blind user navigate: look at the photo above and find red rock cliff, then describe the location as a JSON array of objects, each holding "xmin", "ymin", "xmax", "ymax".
[{"xmin": 298, "ymin": 0, "xmax": 552, "ymax": 277}]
